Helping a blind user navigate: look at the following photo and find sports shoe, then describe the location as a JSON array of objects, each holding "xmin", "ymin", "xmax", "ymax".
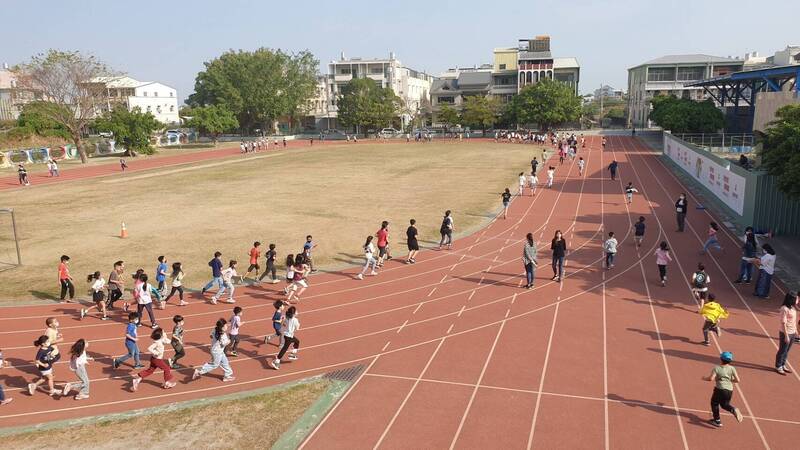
[
  {"xmin": 101, "ymin": 316, "xmax": 109, "ymax": 320},
  {"xmin": 132, "ymin": 376, "xmax": 141, "ymax": 392},
  {"xmin": 0, "ymin": 398, "xmax": 13, "ymax": 405},
  {"xmin": 783, "ymin": 366, "xmax": 793, "ymax": 374},
  {"xmin": 201, "ymin": 288, "xmax": 207, "ymax": 295},
  {"xmin": 167, "ymin": 358, "xmax": 173, "ymax": 368},
  {"xmin": 223, "ymin": 376, "xmax": 235, "ymax": 382},
  {"xmin": 715, "ymin": 327, "xmax": 722, "ymax": 337},
  {"xmin": 164, "ymin": 381, "xmax": 177, "ymax": 389},
  {"xmin": 733, "ymin": 408, "xmax": 743, "ymax": 423},
  {"xmin": 270, "ymin": 359, "xmax": 280, "ymax": 370},
  {"xmin": 271, "ymin": 279, "xmax": 279, "ymax": 284},
  {"xmin": 74, "ymin": 393, "xmax": 89, "ymax": 400},
  {"xmin": 151, "ymin": 323, "xmax": 160, "ymax": 329},
  {"xmin": 229, "ymin": 351, "xmax": 238, "ymax": 357},
  {"xmin": 709, "ymin": 419, "xmax": 722, "ymax": 428},
  {"xmin": 80, "ymin": 309, "xmax": 87, "ymax": 319},
  {"xmin": 370, "ymin": 271, "xmax": 378, "ymax": 276},
  {"xmin": 27, "ymin": 383, "xmax": 36, "ymax": 395},
  {"xmin": 62, "ymin": 383, "xmax": 72, "ymax": 396},
  {"xmin": 123, "ymin": 303, "xmax": 129, "ymax": 312},
  {"xmin": 112, "ymin": 359, "xmax": 120, "ymax": 369},
  {"xmin": 356, "ymin": 273, "xmax": 363, "ymax": 280},
  {"xmin": 661, "ymin": 280, "xmax": 666, "ymax": 287},
  {"xmin": 703, "ymin": 341, "xmax": 710, "ymax": 346},
  {"xmin": 192, "ymin": 369, "xmax": 201, "ymax": 380},
  {"xmin": 288, "ymin": 354, "xmax": 298, "ymax": 360},
  {"xmin": 134, "ymin": 364, "xmax": 145, "ymax": 369},
  {"xmin": 777, "ymin": 367, "xmax": 786, "ymax": 375}
]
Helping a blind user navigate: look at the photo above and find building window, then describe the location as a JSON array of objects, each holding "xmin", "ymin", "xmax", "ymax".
[
  {"xmin": 499, "ymin": 64, "xmax": 506, "ymax": 70},
  {"xmin": 339, "ymin": 67, "xmax": 351, "ymax": 75},
  {"xmin": 647, "ymin": 67, "xmax": 676, "ymax": 82},
  {"xmin": 170, "ymin": 92, "xmax": 174, "ymax": 97},
  {"xmin": 371, "ymin": 67, "xmax": 383, "ymax": 74},
  {"xmin": 143, "ymin": 91, "xmax": 148, "ymax": 96},
  {"xmin": 677, "ymin": 67, "xmax": 704, "ymax": 81},
  {"xmin": 146, "ymin": 105, "xmax": 151, "ymax": 112},
  {"xmin": 437, "ymin": 96, "xmax": 455, "ymax": 104},
  {"xmin": 154, "ymin": 92, "xmax": 159, "ymax": 97},
  {"xmin": 170, "ymin": 105, "xmax": 174, "ymax": 112}
]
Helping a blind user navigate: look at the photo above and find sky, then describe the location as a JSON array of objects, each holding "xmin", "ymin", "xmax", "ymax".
[{"xmin": 4, "ymin": 0, "xmax": 797, "ymax": 103}]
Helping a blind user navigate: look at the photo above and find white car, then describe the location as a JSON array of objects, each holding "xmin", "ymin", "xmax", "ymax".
[{"xmin": 379, "ymin": 128, "xmax": 400, "ymax": 137}]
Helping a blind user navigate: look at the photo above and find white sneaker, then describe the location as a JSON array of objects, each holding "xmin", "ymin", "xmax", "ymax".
[
  {"xmin": 288, "ymin": 354, "xmax": 298, "ymax": 361},
  {"xmin": 27, "ymin": 383, "xmax": 35, "ymax": 395},
  {"xmin": 132, "ymin": 376, "xmax": 141, "ymax": 392},
  {"xmin": 270, "ymin": 359, "xmax": 280, "ymax": 370},
  {"xmin": 80, "ymin": 309, "xmax": 87, "ymax": 319},
  {"xmin": 356, "ymin": 274, "xmax": 363, "ymax": 280},
  {"xmin": 370, "ymin": 271, "xmax": 378, "ymax": 276},
  {"xmin": 62, "ymin": 383, "xmax": 72, "ymax": 396}
]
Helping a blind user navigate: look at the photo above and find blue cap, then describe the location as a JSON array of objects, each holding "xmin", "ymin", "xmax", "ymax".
[{"xmin": 720, "ymin": 351, "xmax": 733, "ymax": 362}]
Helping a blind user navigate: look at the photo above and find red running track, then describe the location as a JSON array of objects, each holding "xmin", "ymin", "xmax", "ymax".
[{"xmin": 0, "ymin": 136, "xmax": 798, "ymax": 450}]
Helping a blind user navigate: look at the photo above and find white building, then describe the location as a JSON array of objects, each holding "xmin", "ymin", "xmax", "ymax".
[
  {"xmin": 91, "ymin": 76, "xmax": 180, "ymax": 124},
  {"xmin": 0, "ymin": 64, "xmax": 43, "ymax": 121},
  {"xmin": 311, "ymin": 52, "xmax": 433, "ymax": 131}
]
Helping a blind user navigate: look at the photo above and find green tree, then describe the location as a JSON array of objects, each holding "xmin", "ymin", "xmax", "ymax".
[
  {"xmin": 437, "ymin": 104, "xmax": 460, "ymax": 132},
  {"xmin": 760, "ymin": 104, "xmax": 800, "ymax": 199},
  {"xmin": 506, "ymin": 79, "xmax": 581, "ymax": 129},
  {"xmin": 187, "ymin": 48, "xmax": 318, "ymax": 133},
  {"xmin": 16, "ymin": 101, "xmax": 71, "ymax": 140},
  {"xmin": 649, "ymin": 96, "xmax": 723, "ymax": 133},
  {"xmin": 336, "ymin": 78, "xmax": 400, "ymax": 135},
  {"xmin": 461, "ymin": 96, "xmax": 501, "ymax": 133},
  {"xmin": 13, "ymin": 50, "xmax": 113, "ymax": 162},
  {"xmin": 93, "ymin": 106, "xmax": 162, "ymax": 155},
  {"xmin": 184, "ymin": 105, "xmax": 239, "ymax": 144}
]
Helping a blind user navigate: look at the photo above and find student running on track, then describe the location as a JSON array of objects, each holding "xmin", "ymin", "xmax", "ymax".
[
  {"xmin": 518, "ymin": 172, "xmax": 526, "ymax": 196},
  {"xmin": 134, "ymin": 273, "xmax": 159, "ymax": 328},
  {"xmin": 654, "ymin": 241, "xmax": 672, "ymax": 286},
  {"xmin": 58, "ymin": 255, "xmax": 75, "ymax": 303},
  {"xmin": 201, "ymin": 251, "xmax": 224, "ymax": 296},
  {"xmin": 286, "ymin": 254, "xmax": 309, "ymax": 303},
  {"xmin": 633, "ymin": 216, "xmax": 646, "ymax": 247},
  {"xmin": 112, "ymin": 312, "xmax": 143, "ymax": 369},
  {"xmin": 604, "ymin": 232, "xmax": 618, "ymax": 269},
  {"xmin": 18, "ymin": 164, "xmax": 30, "ymax": 185},
  {"xmin": 703, "ymin": 351, "xmax": 743, "ymax": 427},
  {"xmin": 675, "ymin": 193, "xmax": 688, "ymax": 232},
  {"xmin": 438, "ymin": 210, "xmax": 454, "ymax": 250},
  {"xmin": 28, "ymin": 335, "xmax": 59, "ymax": 396},
  {"xmin": 193, "ymin": 319, "xmax": 235, "ymax": 382},
  {"xmin": 624, "ymin": 182, "xmax": 638, "ymax": 204},
  {"xmin": 163, "ymin": 262, "xmax": 188, "ymax": 306},
  {"xmin": 169, "ymin": 315, "xmax": 186, "ymax": 368},
  {"xmin": 699, "ymin": 294, "xmax": 728, "ymax": 346},
  {"xmin": 63, "ymin": 339, "xmax": 92, "ymax": 400},
  {"xmin": 546, "ymin": 166, "xmax": 555, "ymax": 188},
  {"xmin": 132, "ymin": 327, "xmax": 176, "ymax": 391},
  {"xmin": 270, "ymin": 306, "xmax": 300, "ymax": 370},
  {"xmin": 106, "ymin": 261, "xmax": 126, "ymax": 310},
  {"xmin": 43, "ymin": 317, "xmax": 63, "ymax": 365},
  {"xmin": 212, "ymin": 260, "xmax": 239, "ymax": 304},
  {"xmin": 120, "ymin": 158, "xmax": 128, "ymax": 171},
  {"xmin": 376, "ymin": 221, "xmax": 390, "ymax": 267},
  {"xmin": 0, "ymin": 356, "xmax": 12, "ymax": 405},
  {"xmin": 243, "ymin": 241, "xmax": 262, "ymax": 281},
  {"xmin": 357, "ymin": 236, "xmax": 378, "ymax": 280},
  {"xmin": 701, "ymin": 222, "xmax": 724, "ymax": 255},
  {"xmin": 578, "ymin": 157, "xmax": 585, "ymax": 176},
  {"xmin": 258, "ymin": 243, "xmax": 279, "ymax": 284},
  {"xmin": 227, "ymin": 306, "xmax": 244, "ymax": 356},
  {"xmin": 265, "ymin": 300, "xmax": 286, "ymax": 347},
  {"xmin": 405, "ymin": 219, "xmax": 419, "ymax": 264},
  {"xmin": 691, "ymin": 263, "xmax": 711, "ymax": 301},
  {"xmin": 528, "ymin": 171, "xmax": 538, "ymax": 195},
  {"xmin": 81, "ymin": 271, "xmax": 108, "ymax": 320},
  {"xmin": 283, "ymin": 254, "xmax": 295, "ymax": 294},
  {"xmin": 155, "ymin": 256, "xmax": 168, "ymax": 299},
  {"xmin": 501, "ymin": 188, "xmax": 512, "ymax": 219}
]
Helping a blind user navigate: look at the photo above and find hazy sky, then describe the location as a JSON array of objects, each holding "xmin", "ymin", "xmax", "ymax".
[{"xmin": 4, "ymin": 0, "xmax": 797, "ymax": 103}]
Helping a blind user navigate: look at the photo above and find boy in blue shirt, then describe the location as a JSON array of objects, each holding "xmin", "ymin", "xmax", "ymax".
[
  {"xmin": 201, "ymin": 251, "xmax": 224, "ymax": 295},
  {"xmin": 112, "ymin": 312, "xmax": 143, "ymax": 369},
  {"xmin": 156, "ymin": 256, "xmax": 168, "ymax": 298},
  {"xmin": 265, "ymin": 300, "xmax": 285, "ymax": 348}
]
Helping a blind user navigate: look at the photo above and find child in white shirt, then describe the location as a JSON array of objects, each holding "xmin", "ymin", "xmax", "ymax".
[{"xmin": 212, "ymin": 260, "xmax": 238, "ymax": 304}]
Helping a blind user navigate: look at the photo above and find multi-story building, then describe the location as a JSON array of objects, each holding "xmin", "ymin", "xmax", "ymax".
[
  {"xmin": 627, "ymin": 55, "xmax": 744, "ymax": 128},
  {"xmin": 89, "ymin": 76, "xmax": 180, "ymax": 124},
  {"xmin": 314, "ymin": 52, "xmax": 433, "ymax": 130},
  {"xmin": 594, "ymin": 85, "xmax": 625, "ymax": 100},
  {"xmin": 0, "ymin": 64, "xmax": 44, "ymax": 121},
  {"xmin": 430, "ymin": 35, "xmax": 580, "ymax": 126}
]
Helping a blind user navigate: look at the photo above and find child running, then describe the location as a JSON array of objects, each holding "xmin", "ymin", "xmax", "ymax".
[
  {"xmin": 528, "ymin": 171, "xmax": 538, "ymax": 196},
  {"xmin": 134, "ymin": 274, "xmax": 159, "ymax": 328},
  {"xmin": 546, "ymin": 166, "xmax": 555, "ymax": 188},
  {"xmin": 578, "ymin": 157, "xmax": 585, "ymax": 176},
  {"xmin": 270, "ymin": 306, "xmax": 300, "ymax": 370},
  {"xmin": 212, "ymin": 260, "xmax": 238, "ymax": 304},
  {"xmin": 691, "ymin": 263, "xmax": 711, "ymax": 301},
  {"xmin": 80, "ymin": 271, "xmax": 107, "ymax": 320},
  {"xmin": 357, "ymin": 236, "xmax": 378, "ymax": 279},
  {"xmin": 163, "ymin": 262, "xmax": 188, "ymax": 306},
  {"xmin": 28, "ymin": 335, "xmax": 59, "ymax": 396},
  {"xmin": 169, "ymin": 315, "xmax": 185, "ymax": 368},
  {"xmin": 518, "ymin": 172, "xmax": 526, "ymax": 196},
  {"xmin": 406, "ymin": 219, "xmax": 419, "ymax": 264},
  {"xmin": 155, "ymin": 256, "xmax": 168, "ymax": 299},
  {"xmin": 63, "ymin": 339, "xmax": 92, "ymax": 400},
  {"xmin": 702, "ymin": 351, "xmax": 743, "ymax": 427},
  {"xmin": 701, "ymin": 222, "xmax": 724, "ymax": 255},
  {"xmin": 265, "ymin": 301, "xmax": 285, "ymax": 347},
  {"xmin": 624, "ymin": 182, "xmax": 638, "ymax": 204},
  {"xmin": 286, "ymin": 255, "xmax": 309, "ymax": 303},
  {"xmin": 58, "ymin": 255, "xmax": 75, "ymax": 303},
  {"xmin": 700, "ymin": 294, "xmax": 728, "ymax": 346},
  {"xmin": 501, "ymin": 188, "xmax": 512, "ymax": 219},
  {"xmin": 131, "ymin": 327, "xmax": 176, "ymax": 391},
  {"xmin": 119, "ymin": 158, "xmax": 128, "ymax": 171},
  {"xmin": 258, "ymin": 244, "xmax": 279, "ymax": 284},
  {"xmin": 633, "ymin": 216, "xmax": 646, "ymax": 247},
  {"xmin": 604, "ymin": 232, "xmax": 618, "ymax": 269},
  {"xmin": 283, "ymin": 254, "xmax": 295, "ymax": 294},
  {"xmin": 192, "ymin": 319, "xmax": 235, "ymax": 382},
  {"xmin": 112, "ymin": 312, "xmax": 143, "ymax": 369},
  {"xmin": 243, "ymin": 241, "xmax": 262, "ymax": 281},
  {"xmin": 654, "ymin": 241, "xmax": 673, "ymax": 286},
  {"xmin": 227, "ymin": 307, "xmax": 243, "ymax": 357}
]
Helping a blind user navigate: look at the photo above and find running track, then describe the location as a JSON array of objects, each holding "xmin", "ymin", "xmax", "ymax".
[{"xmin": 0, "ymin": 136, "xmax": 798, "ymax": 449}]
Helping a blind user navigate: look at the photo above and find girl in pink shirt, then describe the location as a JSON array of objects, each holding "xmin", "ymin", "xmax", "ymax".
[{"xmin": 654, "ymin": 241, "xmax": 673, "ymax": 287}]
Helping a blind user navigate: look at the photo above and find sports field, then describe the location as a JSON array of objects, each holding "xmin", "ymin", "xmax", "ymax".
[{"xmin": 0, "ymin": 140, "xmax": 541, "ymax": 304}]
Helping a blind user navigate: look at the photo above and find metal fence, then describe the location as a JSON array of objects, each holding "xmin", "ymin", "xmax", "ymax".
[{"xmin": 674, "ymin": 133, "xmax": 754, "ymax": 152}]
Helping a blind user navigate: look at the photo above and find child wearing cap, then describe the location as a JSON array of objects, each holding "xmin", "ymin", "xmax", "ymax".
[
  {"xmin": 702, "ymin": 351, "xmax": 743, "ymax": 427},
  {"xmin": 699, "ymin": 293, "xmax": 729, "ymax": 346}
]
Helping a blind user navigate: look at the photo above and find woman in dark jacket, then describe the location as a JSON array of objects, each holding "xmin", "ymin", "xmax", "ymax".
[
  {"xmin": 735, "ymin": 227, "xmax": 757, "ymax": 284},
  {"xmin": 551, "ymin": 230, "xmax": 567, "ymax": 282},
  {"xmin": 675, "ymin": 193, "xmax": 688, "ymax": 232}
]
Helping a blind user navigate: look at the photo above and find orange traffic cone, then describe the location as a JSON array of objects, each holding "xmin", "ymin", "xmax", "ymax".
[{"xmin": 120, "ymin": 222, "xmax": 128, "ymax": 239}]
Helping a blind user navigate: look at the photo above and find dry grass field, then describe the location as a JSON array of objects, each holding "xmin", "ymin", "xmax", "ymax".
[{"xmin": 0, "ymin": 140, "xmax": 544, "ymax": 304}]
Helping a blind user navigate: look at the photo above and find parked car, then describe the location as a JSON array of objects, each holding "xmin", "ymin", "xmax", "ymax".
[{"xmin": 379, "ymin": 128, "xmax": 400, "ymax": 137}]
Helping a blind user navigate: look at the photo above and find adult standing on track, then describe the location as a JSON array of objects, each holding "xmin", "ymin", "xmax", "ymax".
[
  {"xmin": 735, "ymin": 227, "xmax": 758, "ymax": 284},
  {"xmin": 753, "ymin": 244, "xmax": 776, "ymax": 299},
  {"xmin": 439, "ymin": 210, "xmax": 454, "ymax": 250},
  {"xmin": 607, "ymin": 160, "xmax": 618, "ymax": 181},
  {"xmin": 523, "ymin": 233, "xmax": 538, "ymax": 289},
  {"xmin": 406, "ymin": 219, "xmax": 419, "ymax": 264},
  {"xmin": 192, "ymin": 318, "xmax": 235, "ymax": 382},
  {"xmin": 774, "ymin": 292, "xmax": 797, "ymax": 375},
  {"xmin": 675, "ymin": 193, "xmax": 688, "ymax": 232},
  {"xmin": 201, "ymin": 251, "xmax": 224, "ymax": 296},
  {"xmin": 550, "ymin": 230, "xmax": 567, "ymax": 282}
]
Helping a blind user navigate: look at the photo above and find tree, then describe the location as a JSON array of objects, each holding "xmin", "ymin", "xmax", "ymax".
[
  {"xmin": 461, "ymin": 96, "xmax": 501, "ymax": 133},
  {"xmin": 760, "ymin": 104, "xmax": 800, "ymax": 199},
  {"xmin": 12, "ymin": 50, "xmax": 113, "ymax": 163},
  {"xmin": 336, "ymin": 78, "xmax": 400, "ymax": 135},
  {"xmin": 437, "ymin": 104, "xmax": 460, "ymax": 132},
  {"xmin": 506, "ymin": 79, "xmax": 581, "ymax": 129},
  {"xmin": 187, "ymin": 48, "xmax": 318, "ymax": 133},
  {"xmin": 184, "ymin": 105, "xmax": 239, "ymax": 144},
  {"xmin": 93, "ymin": 106, "xmax": 162, "ymax": 155},
  {"xmin": 649, "ymin": 96, "xmax": 723, "ymax": 133},
  {"xmin": 17, "ymin": 101, "xmax": 71, "ymax": 140}
]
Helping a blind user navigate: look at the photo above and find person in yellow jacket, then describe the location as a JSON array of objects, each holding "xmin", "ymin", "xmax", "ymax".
[{"xmin": 700, "ymin": 293, "xmax": 729, "ymax": 346}]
